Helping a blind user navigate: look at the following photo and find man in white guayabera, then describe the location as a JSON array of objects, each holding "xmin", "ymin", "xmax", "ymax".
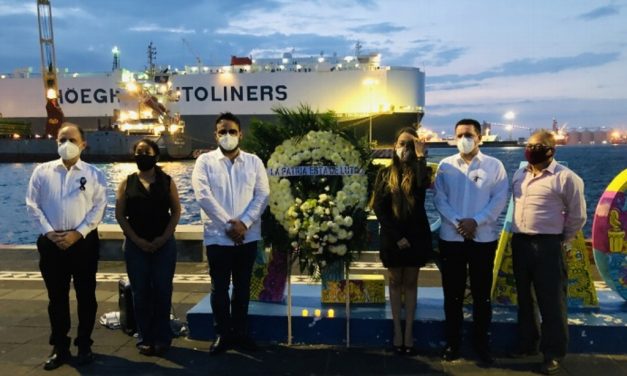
[
  {"xmin": 434, "ymin": 118, "xmax": 509, "ymax": 365},
  {"xmin": 25, "ymin": 123, "xmax": 107, "ymax": 371},
  {"xmin": 191, "ymin": 112, "xmax": 269, "ymax": 355}
]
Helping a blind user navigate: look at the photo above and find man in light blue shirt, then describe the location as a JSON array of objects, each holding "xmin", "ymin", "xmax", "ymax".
[
  {"xmin": 434, "ymin": 119, "xmax": 509, "ymax": 364},
  {"xmin": 192, "ymin": 112, "xmax": 269, "ymax": 355}
]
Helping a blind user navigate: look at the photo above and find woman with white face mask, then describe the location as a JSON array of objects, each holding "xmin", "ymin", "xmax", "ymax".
[{"xmin": 372, "ymin": 127, "xmax": 432, "ymax": 356}]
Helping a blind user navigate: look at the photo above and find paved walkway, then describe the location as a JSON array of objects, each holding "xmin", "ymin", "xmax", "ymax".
[{"xmin": 1, "ymin": 249, "xmax": 626, "ymax": 375}]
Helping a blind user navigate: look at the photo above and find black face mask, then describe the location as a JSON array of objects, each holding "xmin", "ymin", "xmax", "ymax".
[
  {"xmin": 134, "ymin": 154, "xmax": 157, "ymax": 171},
  {"xmin": 524, "ymin": 146, "xmax": 553, "ymax": 165}
]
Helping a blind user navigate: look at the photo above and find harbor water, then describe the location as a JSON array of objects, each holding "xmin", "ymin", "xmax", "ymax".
[{"xmin": 1, "ymin": 145, "xmax": 626, "ymax": 245}]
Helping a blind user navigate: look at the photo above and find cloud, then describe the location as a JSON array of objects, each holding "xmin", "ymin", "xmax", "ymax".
[
  {"xmin": 577, "ymin": 5, "xmax": 620, "ymax": 20},
  {"xmin": 129, "ymin": 25, "xmax": 196, "ymax": 34},
  {"xmin": 349, "ymin": 22, "xmax": 406, "ymax": 34},
  {"xmin": 0, "ymin": 1, "xmax": 34, "ymax": 16},
  {"xmin": 430, "ymin": 52, "xmax": 621, "ymax": 84}
]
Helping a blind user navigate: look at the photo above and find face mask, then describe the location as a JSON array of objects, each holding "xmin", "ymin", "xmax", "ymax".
[
  {"xmin": 457, "ymin": 136, "xmax": 475, "ymax": 155},
  {"xmin": 218, "ymin": 134, "xmax": 239, "ymax": 151},
  {"xmin": 525, "ymin": 147, "xmax": 552, "ymax": 165},
  {"xmin": 57, "ymin": 141, "xmax": 81, "ymax": 160},
  {"xmin": 134, "ymin": 154, "xmax": 157, "ymax": 171},
  {"xmin": 395, "ymin": 147, "xmax": 404, "ymax": 160}
]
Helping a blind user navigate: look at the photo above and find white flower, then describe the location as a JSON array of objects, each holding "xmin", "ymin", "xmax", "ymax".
[
  {"xmin": 344, "ymin": 216, "xmax": 353, "ymax": 227},
  {"xmin": 291, "ymin": 241, "xmax": 298, "ymax": 248}
]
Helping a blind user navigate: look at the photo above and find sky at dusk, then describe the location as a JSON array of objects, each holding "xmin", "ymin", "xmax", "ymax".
[{"xmin": 0, "ymin": 0, "xmax": 626, "ymax": 137}]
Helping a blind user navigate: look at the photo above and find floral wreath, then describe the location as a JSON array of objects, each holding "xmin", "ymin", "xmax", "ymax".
[{"xmin": 267, "ymin": 130, "xmax": 369, "ymax": 273}]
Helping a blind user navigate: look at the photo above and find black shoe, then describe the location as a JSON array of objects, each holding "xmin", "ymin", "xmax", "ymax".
[
  {"xmin": 404, "ymin": 346, "xmax": 418, "ymax": 356},
  {"xmin": 209, "ymin": 336, "xmax": 230, "ymax": 355},
  {"xmin": 77, "ymin": 347, "xmax": 94, "ymax": 366},
  {"xmin": 154, "ymin": 344, "xmax": 170, "ymax": 357},
  {"xmin": 441, "ymin": 345, "xmax": 460, "ymax": 361},
  {"xmin": 540, "ymin": 359, "xmax": 560, "ymax": 375},
  {"xmin": 138, "ymin": 344, "xmax": 155, "ymax": 356},
  {"xmin": 43, "ymin": 349, "xmax": 71, "ymax": 371},
  {"xmin": 392, "ymin": 345, "xmax": 404, "ymax": 355},
  {"xmin": 509, "ymin": 347, "xmax": 540, "ymax": 358},
  {"xmin": 476, "ymin": 348, "xmax": 494, "ymax": 365},
  {"xmin": 235, "ymin": 336, "xmax": 258, "ymax": 352}
]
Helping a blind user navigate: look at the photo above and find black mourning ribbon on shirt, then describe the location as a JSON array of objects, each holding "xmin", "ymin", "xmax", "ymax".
[{"xmin": 79, "ymin": 177, "xmax": 87, "ymax": 191}]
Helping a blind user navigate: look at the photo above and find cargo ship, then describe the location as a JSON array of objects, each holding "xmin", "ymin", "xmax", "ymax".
[{"xmin": 0, "ymin": 45, "xmax": 426, "ymax": 161}]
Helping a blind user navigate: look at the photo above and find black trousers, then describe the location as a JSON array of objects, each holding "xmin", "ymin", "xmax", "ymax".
[
  {"xmin": 439, "ymin": 238, "xmax": 497, "ymax": 349},
  {"xmin": 37, "ymin": 231, "xmax": 99, "ymax": 350},
  {"xmin": 206, "ymin": 241, "xmax": 257, "ymax": 338},
  {"xmin": 511, "ymin": 233, "xmax": 568, "ymax": 360}
]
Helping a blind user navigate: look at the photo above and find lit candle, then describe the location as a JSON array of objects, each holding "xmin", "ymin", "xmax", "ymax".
[
  {"xmin": 327, "ymin": 309, "xmax": 335, "ymax": 318},
  {"xmin": 314, "ymin": 309, "xmax": 321, "ymax": 317},
  {"xmin": 301, "ymin": 309, "xmax": 309, "ymax": 317}
]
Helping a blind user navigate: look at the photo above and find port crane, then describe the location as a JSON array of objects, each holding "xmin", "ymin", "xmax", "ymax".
[{"xmin": 37, "ymin": 0, "xmax": 64, "ymax": 138}]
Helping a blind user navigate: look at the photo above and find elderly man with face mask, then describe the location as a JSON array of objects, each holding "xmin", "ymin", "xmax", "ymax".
[
  {"xmin": 434, "ymin": 118, "xmax": 509, "ymax": 365},
  {"xmin": 191, "ymin": 112, "xmax": 270, "ymax": 355},
  {"xmin": 25, "ymin": 123, "xmax": 107, "ymax": 370},
  {"xmin": 510, "ymin": 130, "xmax": 586, "ymax": 375}
]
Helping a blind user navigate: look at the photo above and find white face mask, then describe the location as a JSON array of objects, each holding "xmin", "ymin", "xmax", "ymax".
[
  {"xmin": 395, "ymin": 147, "xmax": 404, "ymax": 160},
  {"xmin": 457, "ymin": 136, "xmax": 475, "ymax": 155},
  {"xmin": 58, "ymin": 141, "xmax": 81, "ymax": 160},
  {"xmin": 218, "ymin": 134, "xmax": 239, "ymax": 151}
]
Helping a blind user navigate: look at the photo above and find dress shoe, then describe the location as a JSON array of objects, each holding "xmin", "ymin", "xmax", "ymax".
[
  {"xmin": 235, "ymin": 335, "xmax": 258, "ymax": 352},
  {"xmin": 391, "ymin": 345, "xmax": 404, "ymax": 355},
  {"xmin": 475, "ymin": 348, "xmax": 494, "ymax": 365},
  {"xmin": 77, "ymin": 347, "xmax": 94, "ymax": 366},
  {"xmin": 154, "ymin": 344, "xmax": 171, "ymax": 357},
  {"xmin": 138, "ymin": 344, "xmax": 155, "ymax": 356},
  {"xmin": 209, "ymin": 336, "xmax": 230, "ymax": 355},
  {"xmin": 404, "ymin": 346, "xmax": 418, "ymax": 356},
  {"xmin": 508, "ymin": 347, "xmax": 540, "ymax": 358},
  {"xmin": 43, "ymin": 349, "xmax": 71, "ymax": 371},
  {"xmin": 441, "ymin": 345, "xmax": 460, "ymax": 361},
  {"xmin": 540, "ymin": 359, "xmax": 560, "ymax": 375}
]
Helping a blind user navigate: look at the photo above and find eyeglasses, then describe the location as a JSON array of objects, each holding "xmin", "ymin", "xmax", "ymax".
[
  {"xmin": 525, "ymin": 143, "xmax": 550, "ymax": 150},
  {"xmin": 217, "ymin": 129, "xmax": 239, "ymax": 136}
]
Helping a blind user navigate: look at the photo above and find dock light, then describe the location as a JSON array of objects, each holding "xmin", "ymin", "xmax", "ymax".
[
  {"xmin": 126, "ymin": 82, "xmax": 138, "ymax": 92},
  {"xmin": 318, "ymin": 57, "xmax": 324, "ymax": 63},
  {"xmin": 327, "ymin": 309, "xmax": 335, "ymax": 318},
  {"xmin": 296, "ymin": 64, "xmax": 302, "ymax": 70},
  {"xmin": 301, "ymin": 309, "xmax": 309, "ymax": 317},
  {"xmin": 0, "ymin": 74, "xmax": 5, "ymax": 79},
  {"xmin": 314, "ymin": 309, "xmax": 321, "ymax": 318},
  {"xmin": 112, "ymin": 46, "xmax": 119, "ymax": 55},
  {"xmin": 504, "ymin": 111, "xmax": 515, "ymax": 121},
  {"xmin": 12, "ymin": 133, "xmax": 20, "ymax": 139},
  {"xmin": 46, "ymin": 88, "xmax": 58, "ymax": 99}
]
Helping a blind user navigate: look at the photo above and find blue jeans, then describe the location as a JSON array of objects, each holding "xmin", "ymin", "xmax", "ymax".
[{"xmin": 124, "ymin": 236, "xmax": 177, "ymax": 347}]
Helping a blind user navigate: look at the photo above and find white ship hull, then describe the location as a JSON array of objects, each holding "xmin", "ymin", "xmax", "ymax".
[{"xmin": 0, "ymin": 67, "xmax": 425, "ymax": 149}]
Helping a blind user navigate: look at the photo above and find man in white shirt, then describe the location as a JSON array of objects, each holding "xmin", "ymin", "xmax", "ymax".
[
  {"xmin": 192, "ymin": 112, "xmax": 270, "ymax": 355},
  {"xmin": 434, "ymin": 119, "xmax": 509, "ymax": 364},
  {"xmin": 25, "ymin": 123, "xmax": 107, "ymax": 370}
]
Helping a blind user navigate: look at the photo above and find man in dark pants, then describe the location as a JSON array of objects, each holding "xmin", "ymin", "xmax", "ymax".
[
  {"xmin": 25, "ymin": 123, "xmax": 107, "ymax": 370},
  {"xmin": 192, "ymin": 112, "xmax": 269, "ymax": 355},
  {"xmin": 434, "ymin": 119, "xmax": 509, "ymax": 364},
  {"xmin": 511, "ymin": 130, "xmax": 586, "ymax": 375}
]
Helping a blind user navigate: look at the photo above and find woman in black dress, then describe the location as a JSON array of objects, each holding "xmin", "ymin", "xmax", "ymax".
[
  {"xmin": 372, "ymin": 127, "xmax": 432, "ymax": 354},
  {"xmin": 115, "ymin": 139, "xmax": 181, "ymax": 356}
]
